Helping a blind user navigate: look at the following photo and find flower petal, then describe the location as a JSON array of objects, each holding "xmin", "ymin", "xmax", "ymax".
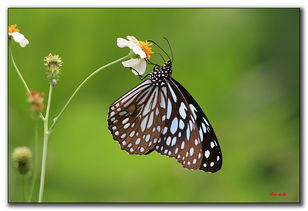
[
  {"xmin": 11, "ymin": 32, "xmax": 25, "ymax": 42},
  {"xmin": 131, "ymin": 59, "xmax": 146, "ymax": 75},
  {"xmin": 126, "ymin": 36, "xmax": 139, "ymax": 45},
  {"xmin": 19, "ymin": 37, "xmax": 29, "ymax": 47},
  {"xmin": 132, "ymin": 46, "xmax": 146, "ymax": 59},
  {"xmin": 117, "ymin": 38, "xmax": 130, "ymax": 48},
  {"xmin": 122, "ymin": 58, "xmax": 141, "ymax": 68},
  {"xmin": 10, "ymin": 32, "xmax": 29, "ymax": 47}
]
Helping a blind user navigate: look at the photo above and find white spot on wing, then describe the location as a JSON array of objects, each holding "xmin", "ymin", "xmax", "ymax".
[
  {"xmin": 151, "ymin": 87, "xmax": 158, "ymax": 109},
  {"xmin": 122, "ymin": 118, "xmax": 129, "ymax": 124},
  {"xmin": 135, "ymin": 138, "xmax": 141, "ymax": 145},
  {"xmin": 140, "ymin": 115, "xmax": 148, "ymax": 132},
  {"xmin": 124, "ymin": 123, "xmax": 130, "ymax": 129},
  {"xmin": 147, "ymin": 112, "xmax": 154, "ymax": 128},
  {"xmin": 179, "ymin": 102, "xmax": 187, "ymax": 119},
  {"xmin": 203, "ymin": 117, "xmax": 210, "ymax": 126},
  {"xmin": 199, "ymin": 129, "xmax": 204, "ymax": 142},
  {"xmin": 181, "ymin": 141, "xmax": 185, "ymax": 149},
  {"xmin": 171, "ymin": 137, "xmax": 177, "ymax": 146},
  {"xmin": 160, "ymin": 87, "xmax": 167, "ymax": 108},
  {"xmin": 167, "ymin": 82, "xmax": 177, "ymax": 102},
  {"xmin": 167, "ymin": 99, "xmax": 172, "ymax": 119},
  {"xmin": 170, "ymin": 117, "xmax": 178, "ymax": 134},
  {"xmin": 189, "ymin": 147, "xmax": 194, "ymax": 156},
  {"xmin": 189, "ymin": 104, "xmax": 197, "ymax": 120},
  {"xmin": 186, "ymin": 126, "xmax": 191, "ymax": 140},
  {"xmin": 162, "ymin": 127, "xmax": 168, "ymax": 135},
  {"xmin": 179, "ymin": 119, "xmax": 185, "ymax": 130}
]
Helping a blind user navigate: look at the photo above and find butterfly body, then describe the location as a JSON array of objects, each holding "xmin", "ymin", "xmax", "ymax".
[
  {"xmin": 108, "ymin": 61, "xmax": 222, "ymax": 172},
  {"xmin": 149, "ymin": 61, "xmax": 172, "ymax": 85}
]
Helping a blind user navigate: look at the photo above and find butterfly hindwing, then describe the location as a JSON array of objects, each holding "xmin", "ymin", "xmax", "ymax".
[{"xmin": 171, "ymin": 78, "xmax": 222, "ymax": 172}]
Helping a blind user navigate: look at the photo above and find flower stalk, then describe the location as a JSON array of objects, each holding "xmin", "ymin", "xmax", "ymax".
[
  {"xmin": 9, "ymin": 48, "xmax": 31, "ymax": 93},
  {"xmin": 38, "ymin": 84, "xmax": 53, "ymax": 203},
  {"xmin": 9, "ymin": 47, "xmax": 45, "ymax": 120},
  {"xmin": 49, "ymin": 55, "xmax": 130, "ymax": 131},
  {"xmin": 28, "ymin": 121, "xmax": 39, "ymax": 202}
]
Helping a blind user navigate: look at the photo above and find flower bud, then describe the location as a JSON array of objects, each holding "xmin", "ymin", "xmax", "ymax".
[
  {"xmin": 12, "ymin": 147, "xmax": 32, "ymax": 175},
  {"xmin": 44, "ymin": 53, "xmax": 63, "ymax": 85},
  {"xmin": 51, "ymin": 79, "xmax": 57, "ymax": 86}
]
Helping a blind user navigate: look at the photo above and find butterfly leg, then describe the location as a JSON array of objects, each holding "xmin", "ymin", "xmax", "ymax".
[{"xmin": 130, "ymin": 67, "xmax": 150, "ymax": 81}]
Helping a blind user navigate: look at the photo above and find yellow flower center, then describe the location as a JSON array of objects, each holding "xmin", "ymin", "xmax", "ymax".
[
  {"xmin": 8, "ymin": 24, "xmax": 20, "ymax": 33},
  {"xmin": 139, "ymin": 41, "xmax": 154, "ymax": 59}
]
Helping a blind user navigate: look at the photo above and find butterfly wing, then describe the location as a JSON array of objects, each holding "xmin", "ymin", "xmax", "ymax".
[
  {"xmin": 108, "ymin": 80, "xmax": 167, "ymax": 155},
  {"xmin": 171, "ymin": 78, "xmax": 222, "ymax": 172},
  {"xmin": 154, "ymin": 79, "xmax": 204, "ymax": 170}
]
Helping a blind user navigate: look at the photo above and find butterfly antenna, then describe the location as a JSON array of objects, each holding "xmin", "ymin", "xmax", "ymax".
[
  {"xmin": 147, "ymin": 39, "xmax": 171, "ymax": 61},
  {"xmin": 152, "ymin": 52, "xmax": 166, "ymax": 62},
  {"xmin": 163, "ymin": 37, "xmax": 174, "ymax": 61},
  {"xmin": 146, "ymin": 59, "xmax": 158, "ymax": 66}
]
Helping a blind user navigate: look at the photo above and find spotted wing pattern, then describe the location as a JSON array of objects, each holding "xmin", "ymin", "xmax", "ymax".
[
  {"xmin": 154, "ymin": 79, "xmax": 204, "ymax": 170},
  {"xmin": 171, "ymin": 78, "xmax": 222, "ymax": 172},
  {"xmin": 108, "ymin": 80, "xmax": 167, "ymax": 155}
]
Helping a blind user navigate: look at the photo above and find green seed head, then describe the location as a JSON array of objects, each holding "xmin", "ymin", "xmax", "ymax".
[{"xmin": 12, "ymin": 146, "xmax": 32, "ymax": 175}]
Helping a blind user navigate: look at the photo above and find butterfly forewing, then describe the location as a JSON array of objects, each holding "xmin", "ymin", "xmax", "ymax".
[
  {"xmin": 108, "ymin": 80, "xmax": 167, "ymax": 154},
  {"xmin": 171, "ymin": 78, "xmax": 222, "ymax": 172}
]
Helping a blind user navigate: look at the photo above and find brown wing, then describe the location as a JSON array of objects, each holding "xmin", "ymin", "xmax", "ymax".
[{"xmin": 154, "ymin": 79, "xmax": 203, "ymax": 170}]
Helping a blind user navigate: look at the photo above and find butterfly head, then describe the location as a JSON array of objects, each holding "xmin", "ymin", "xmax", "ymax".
[{"xmin": 163, "ymin": 60, "xmax": 172, "ymax": 69}]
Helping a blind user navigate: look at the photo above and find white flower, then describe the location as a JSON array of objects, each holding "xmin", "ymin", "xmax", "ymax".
[
  {"xmin": 117, "ymin": 36, "xmax": 153, "ymax": 75},
  {"xmin": 9, "ymin": 32, "xmax": 29, "ymax": 47},
  {"xmin": 8, "ymin": 24, "xmax": 29, "ymax": 48}
]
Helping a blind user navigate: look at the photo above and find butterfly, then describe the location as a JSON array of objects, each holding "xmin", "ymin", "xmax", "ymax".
[{"xmin": 107, "ymin": 59, "xmax": 222, "ymax": 172}]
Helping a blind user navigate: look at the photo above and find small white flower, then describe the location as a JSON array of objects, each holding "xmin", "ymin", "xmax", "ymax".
[
  {"xmin": 8, "ymin": 24, "xmax": 29, "ymax": 48},
  {"xmin": 9, "ymin": 32, "xmax": 29, "ymax": 47},
  {"xmin": 117, "ymin": 36, "xmax": 153, "ymax": 75}
]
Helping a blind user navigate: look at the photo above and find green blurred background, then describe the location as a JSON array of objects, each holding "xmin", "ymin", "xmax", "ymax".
[{"xmin": 8, "ymin": 8, "xmax": 300, "ymax": 203}]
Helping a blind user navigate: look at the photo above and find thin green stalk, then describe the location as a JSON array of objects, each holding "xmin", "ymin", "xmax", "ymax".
[
  {"xmin": 22, "ymin": 176, "xmax": 26, "ymax": 202},
  {"xmin": 9, "ymin": 47, "xmax": 30, "ymax": 93},
  {"xmin": 9, "ymin": 46, "xmax": 45, "ymax": 120},
  {"xmin": 28, "ymin": 121, "xmax": 39, "ymax": 202},
  {"xmin": 38, "ymin": 85, "xmax": 53, "ymax": 203},
  {"xmin": 49, "ymin": 55, "xmax": 130, "ymax": 131}
]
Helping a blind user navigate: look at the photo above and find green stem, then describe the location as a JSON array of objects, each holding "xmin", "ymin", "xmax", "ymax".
[
  {"xmin": 49, "ymin": 55, "xmax": 129, "ymax": 131},
  {"xmin": 22, "ymin": 176, "xmax": 26, "ymax": 202},
  {"xmin": 9, "ymin": 46, "xmax": 45, "ymax": 120},
  {"xmin": 38, "ymin": 85, "xmax": 53, "ymax": 203},
  {"xmin": 28, "ymin": 121, "xmax": 39, "ymax": 202},
  {"xmin": 9, "ymin": 47, "xmax": 30, "ymax": 93}
]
